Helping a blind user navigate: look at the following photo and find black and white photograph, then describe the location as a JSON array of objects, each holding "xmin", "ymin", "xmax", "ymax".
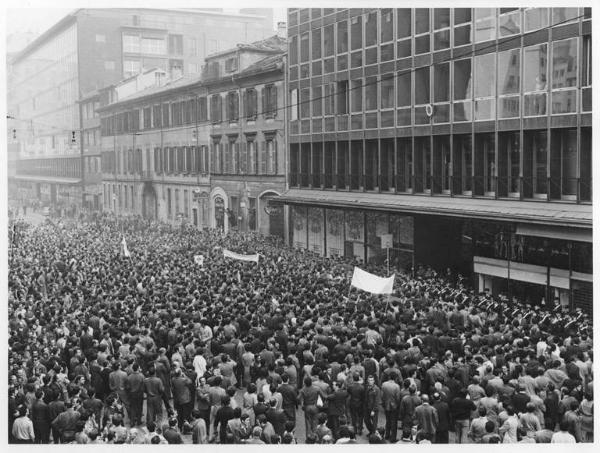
[{"xmin": 4, "ymin": 1, "xmax": 596, "ymax": 447}]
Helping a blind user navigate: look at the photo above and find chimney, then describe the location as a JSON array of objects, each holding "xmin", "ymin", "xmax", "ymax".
[{"xmin": 277, "ymin": 22, "xmax": 287, "ymax": 38}]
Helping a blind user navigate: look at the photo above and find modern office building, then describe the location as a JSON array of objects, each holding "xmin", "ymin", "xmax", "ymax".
[
  {"xmin": 278, "ymin": 8, "xmax": 592, "ymax": 311},
  {"xmin": 97, "ymin": 33, "xmax": 287, "ymax": 237},
  {"xmin": 7, "ymin": 8, "xmax": 275, "ymax": 209}
]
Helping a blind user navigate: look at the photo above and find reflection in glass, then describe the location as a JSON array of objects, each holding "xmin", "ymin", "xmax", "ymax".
[
  {"xmin": 475, "ymin": 53, "xmax": 495, "ymax": 98},
  {"xmin": 523, "ymin": 43, "xmax": 547, "ymax": 92},
  {"xmin": 499, "ymin": 11, "xmax": 521, "ymax": 36},
  {"xmin": 454, "ymin": 59, "xmax": 472, "ymax": 100}
]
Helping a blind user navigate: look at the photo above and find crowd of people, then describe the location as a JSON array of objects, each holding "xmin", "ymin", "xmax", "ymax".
[{"xmin": 8, "ymin": 212, "xmax": 594, "ymax": 444}]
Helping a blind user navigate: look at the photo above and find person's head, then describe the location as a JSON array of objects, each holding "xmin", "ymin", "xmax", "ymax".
[
  {"xmin": 221, "ymin": 395, "xmax": 231, "ymax": 406},
  {"xmin": 147, "ymin": 421, "xmax": 156, "ymax": 433},
  {"xmin": 318, "ymin": 412, "xmax": 327, "ymax": 424},
  {"xmin": 367, "ymin": 375, "xmax": 375, "ymax": 386},
  {"xmin": 478, "ymin": 406, "xmax": 487, "ymax": 417},
  {"xmin": 233, "ymin": 407, "xmax": 242, "ymax": 418},
  {"xmin": 304, "ymin": 376, "xmax": 312, "ymax": 387},
  {"xmin": 485, "ymin": 420, "xmax": 495, "ymax": 433}
]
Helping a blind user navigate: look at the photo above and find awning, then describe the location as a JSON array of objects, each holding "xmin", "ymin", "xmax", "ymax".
[
  {"xmin": 14, "ymin": 175, "xmax": 82, "ymax": 185},
  {"xmin": 275, "ymin": 189, "xmax": 592, "ymax": 228},
  {"xmin": 516, "ymin": 223, "xmax": 592, "ymax": 243}
]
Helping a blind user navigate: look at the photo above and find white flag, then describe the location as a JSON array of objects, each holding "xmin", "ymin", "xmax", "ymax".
[
  {"xmin": 223, "ymin": 249, "xmax": 259, "ymax": 263},
  {"xmin": 121, "ymin": 236, "xmax": 131, "ymax": 258},
  {"xmin": 350, "ymin": 267, "xmax": 395, "ymax": 295},
  {"xmin": 194, "ymin": 255, "xmax": 205, "ymax": 266}
]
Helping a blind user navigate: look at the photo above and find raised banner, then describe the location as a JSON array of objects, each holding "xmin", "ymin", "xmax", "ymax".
[
  {"xmin": 223, "ymin": 249, "xmax": 259, "ymax": 263},
  {"xmin": 121, "ymin": 236, "xmax": 131, "ymax": 258},
  {"xmin": 351, "ymin": 267, "xmax": 395, "ymax": 294}
]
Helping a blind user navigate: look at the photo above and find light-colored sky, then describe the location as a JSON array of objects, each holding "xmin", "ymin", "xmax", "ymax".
[{"xmin": 5, "ymin": 6, "xmax": 286, "ymax": 38}]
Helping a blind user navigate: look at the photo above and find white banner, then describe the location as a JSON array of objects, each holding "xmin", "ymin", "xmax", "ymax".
[
  {"xmin": 121, "ymin": 236, "xmax": 131, "ymax": 258},
  {"xmin": 223, "ymin": 249, "xmax": 259, "ymax": 263},
  {"xmin": 194, "ymin": 255, "xmax": 205, "ymax": 266},
  {"xmin": 350, "ymin": 267, "xmax": 395, "ymax": 294}
]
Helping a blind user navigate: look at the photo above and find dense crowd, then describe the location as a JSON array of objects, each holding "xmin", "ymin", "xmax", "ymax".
[{"xmin": 8, "ymin": 212, "xmax": 594, "ymax": 444}]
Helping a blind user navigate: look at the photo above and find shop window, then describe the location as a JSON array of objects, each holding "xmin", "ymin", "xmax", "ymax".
[
  {"xmin": 453, "ymin": 134, "xmax": 472, "ymax": 194},
  {"xmin": 414, "ymin": 137, "xmax": 431, "ymax": 193},
  {"xmin": 337, "ymin": 142, "xmax": 349, "ymax": 189},
  {"xmin": 550, "ymin": 128, "xmax": 578, "ymax": 199},
  {"xmin": 324, "ymin": 142, "xmax": 335, "ymax": 188},
  {"xmin": 497, "ymin": 132, "xmax": 521, "ymax": 197},
  {"xmin": 380, "ymin": 138, "xmax": 395, "ymax": 192},
  {"xmin": 523, "ymin": 130, "xmax": 548, "ymax": 198},
  {"xmin": 350, "ymin": 141, "xmax": 363, "ymax": 190}
]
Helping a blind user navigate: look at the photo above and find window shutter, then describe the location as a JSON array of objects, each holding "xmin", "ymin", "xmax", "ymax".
[
  {"xmin": 240, "ymin": 142, "xmax": 247, "ymax": 174},
  {"xmin": 260, "ymin": 141, "xmax": 267, "ymax": 174},
  {"xmin": 273, "ymin": 140, "xmax": 278, "ymax": 174},
  {"xmin": 271, "ymin": 85, "xmax": 278, "ymax": 118},
  {"xmin": 234, "ymin": 142, "xmax": 240, "ymax": 174},
  {"xmin": 261, "ymin": 87, "xmax": 266, "ymax": 118}
]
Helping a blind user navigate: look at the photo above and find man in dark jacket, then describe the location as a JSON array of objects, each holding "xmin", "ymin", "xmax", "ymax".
[
  {"xmin": 364, "ymin": 375, "xmax": 381, "ymax": 435},
  {"xmin": 278, "ymin": 373, "xmax": 298, "ymax": 427},
  {"xmin": 381, "ymin": 372, "xmax": 401, "ymax": 442},
  {"xmin": 31, "ymin": 390, "xmax": 51, "ymax": 443},
  {"xmin": 347, "ymin": 373, "xmax": 365, "ymax": 435},
  {"xmin": 171, "ymin": 367, "xmax": 193, "ymax": 429},
  {"xmin": 144, "ymin": 365, "xmax": 165, "ymax": 425},
  {"xmin": 50, "ymin": 401, "xmax": 80, "ymax": 443},
  {"xmin": 125, "ymin": 363, "xmax": 145, "ymax": 426},
  {"xmin": 432, "ymin": 392, "xmax": 450, "ymax": 443},
  {"xmin": 450, "ymin": 388, "xmax": 476, "ymax": 443},
  {"xmin": 326, "ymin": 379, "xmax": 348, "ymax": 440},
  {"xmin": 265, "ymin": 398, "xmax": 287, "ymax": 436}
]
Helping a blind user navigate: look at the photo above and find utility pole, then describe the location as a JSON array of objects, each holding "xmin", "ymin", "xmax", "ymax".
[{"xmin": 78, "ymin": 98, "xmax": 85, "ymax": 211}]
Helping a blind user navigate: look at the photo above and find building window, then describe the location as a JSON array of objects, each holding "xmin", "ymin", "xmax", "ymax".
[
  {"xmin": 523, "ymin": 43, "xmax": 548, "ymax": 116},
  {"xmin": 433, "ymin": 9, "xmax": 451, "ymax": 50},
  {"xmin": 365, "ymin": 11, "xmax": 378, "ymax": 47},
  {"xmin": 263, "ymin": 84, "xmax": 278, "ymax": 118},
  {"xmin": 550, "ymin": 128, "xmax": 578, "ymax": 198},
  {"xmin": 188, "ymin": 38, "xmax": 197, "ymax": 56},
  {"xmin": 454, "ymin": 134, "xmax": 473, "ymax": 194},
  {"xmin": 141, "ymin": 38, "xmax": 166, "ymax": 55},
  {"xmin": 168, "ymin": 34, "xmax": 183, "ymax": 54},
  {"xmin": 226, "ymin": 91, "xmax": 239, "ymax": 122},
  {"xmin": 551, "ymin": 38, "xmax": 578, "ymax": 114},
  {"xmin": 300, "ymin": 32, "xmax": 309, "ymax": 62},
  {"xmin": 364, "ymin": 77, "xmax": 377, "ymax": 111},
  {"xmin": 414, "ymin": 66, "xmax": 430, "ymax": 124},
  {"xmin": 323, "ymin": 24, "xmax": 334, "ymax": 57},
  {"xmin": 337, "ymin": 81, "xmax": 349, "ymax": 114},
  {"xmin": 497, "ymin": 132, "xmax": 521, "ymax": 197},
  {"xmin": 210, "ymin": 95, "xmax": 222, "ymax": 124},
  {"xmin": 266, "ymin": 139, "xmax": 277, "ymax": 175},
  {"xmin": 397, "ymin": 8, "xmax": 412, "ymax": 58},
  {"xmin": 454, "ymin": 9, "xmax": 472, "ymax": 47},
  {"xmin": 299, "ymin": 88, "xmax": 311, "ymax": 119},
  {"xmin": 244, "ymin": 88, "xmax": 258, "ymax": 120},
  {"xmin": 312, "ymin": 86, "xmax": 323, "ymax": 116},
  {"xmin": 380, "ymin": 9, "xmax": 393, "ymax": 43},
  {"xmin": 143, "ymin": 107, "xmax": 151, "ymax": 129},
  {"xmin": 350, "ymin": 15, "xmax": 362, "ymax": 51},
  {"xmin": 474, "ymin": 53, "xmax": 496, "ymax": 121},
  {"xmin": 350, "ymin": 79, "xmax": 363, "ymax": 112},
  {"xmin": 161, "ymin": 103, "xmax": 170, "ymax": 127},
  {"xmin": 453, "ymin": 58, "xmax": 472, "ymax": 121},
  {"xmin": 414, "ymin": 137, "xmax": 431, "ymax": 193},
  {"xmin": 524, "ymin": 8, "xmax": 548, "ymax": 31},
  {"xmin": 474, "ymin": 8, "xmax": 496, "ymax": 42},
  {"xmin": 474, "ymin": 133, "xmax": 495, "ymax": 196},
  {"xmin": 497, "ymin": 49, "xmax": 521, "ymax": 118},
  {"xmin": 225, "ymin": 57, "xmax": 238, "ymax": 73},
  {"xmin": 433, "ymin": 62, "xmax": 450, "ymax": 123},
  {"xmin": 523, "ymin": 130, "xmax": 548, "ymax": 198},
  {"xmin": 290, "ymin": 35, "xmax": 298, "ymax": 65},
  {"xmin": 499, "ymin": 8, "xmax": 521, "ymax": 37},
  {"xmin": 290, "ymin": 89, "xmax": 298, "ymax": 121},
  {"xmin": 380, "ymin": 75, "xmax": 394, "ymax": 110},
  {"xmin": 414, "ymin": 8, "xmax": 430, "ymax": 55},
  {"xmin": 123, "ymin": 60, "xmax": 140, "ymax": 77},
  {"xmin": 211, "ymin": 141, "xmax": 222, "ymax": 174},
  {"xmin": 552, "ymin": 8, "xmax": 579, "ymax": 25},
  {"xmin": 582, "ymin": 35, "xmax": 591, "ymax": 112},
  {"xmin": 123, "ymin": 34, "xmax": 140, "ymax": 53}
]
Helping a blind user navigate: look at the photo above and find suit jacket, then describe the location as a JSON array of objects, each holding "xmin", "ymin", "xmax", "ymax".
[
  {"xmin": 125, "ymin": 371, "xmax": 145, "ymax": 397},
  {"xmin": 31, "ymin": 399, "xmax": 51, "ymax": 431},
  {"xmin": 381, "ymin": 380, "xmax": 401, "ymax": 411},
  {"xmin": 415, "ymin": 403, "xmax": 438, "ymax": 434},
  {"xmin": 265, "ymin": 408, "xmax": 287, "ymax": 436},
  {"xmin": 278, "ymin": 383, "xmax": 298, "ymax": 408}
]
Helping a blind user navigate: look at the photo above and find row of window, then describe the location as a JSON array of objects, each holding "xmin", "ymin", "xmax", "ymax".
[
  {"xmin": 122, "ymin": 33, "xmax": 183, "ymax": 55},
  {"xmin": 16, "ymin": 158, "xmax": 81, "ymax": 179},
  {"xmin": 101, "ymin": 139, "xmax": 280, "ymax": 176},
  {"xmin": 289, "ymin": 7, "xmax": 590, "ymax": 32},
  {"xmin": 100, "ymin": 85, "xmax": 279, "ymax": 135},
  {"xmin": 289, "ymin": 8, "xmax": 590, "ymax": 79},
  {"xmin": 290, "ymin": 36, "xmax": 591, "ymax": 126},
  {"xmin": 289, "ymin": 128, "xmax": 592, "ymax": 203}
]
